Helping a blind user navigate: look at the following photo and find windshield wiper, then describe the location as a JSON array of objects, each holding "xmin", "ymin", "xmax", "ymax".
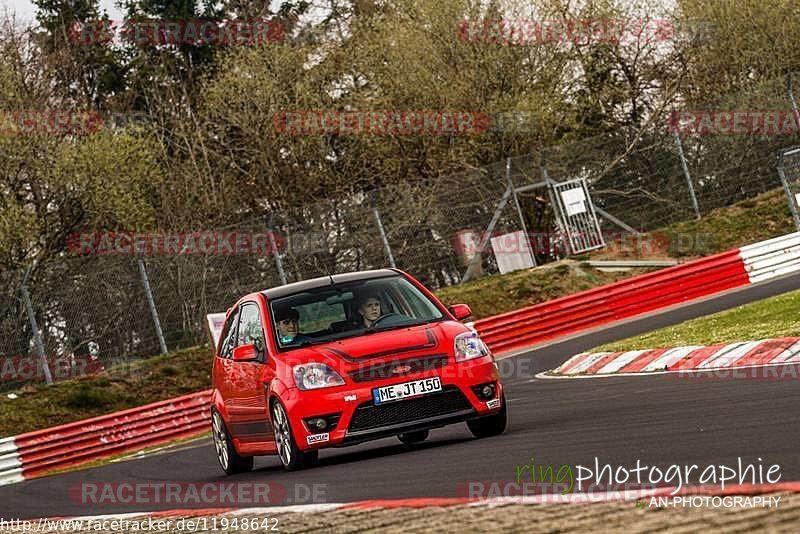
[
  {"xmin": 365, "ymin": 318, "xmax": 441, "ymax": 334},
  {"xmin": 296, "ymin": 339, "xmax": 325, "ymax": 347}
]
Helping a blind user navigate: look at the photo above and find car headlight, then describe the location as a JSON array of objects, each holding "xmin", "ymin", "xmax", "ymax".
[
  {"xmin": 293, "ymin": 363, "xmax": 345, "ymax": 390},
  {"xmin": 454, "ymin": 332, "xmax": 490, "ymax": 362}
]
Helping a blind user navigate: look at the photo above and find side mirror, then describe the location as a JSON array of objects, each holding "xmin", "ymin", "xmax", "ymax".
[
  {"xmin": 232, "ymin": 343, "xmax": 259, "ymax": 362},
  {"xmin": 448, "ymin": 304, "xmax": 472, "ymax": 321}
]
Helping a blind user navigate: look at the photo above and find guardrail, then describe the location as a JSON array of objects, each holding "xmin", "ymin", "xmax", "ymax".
[
  {"xmin": 2, "ymin": 231, "xmax": 800, "ymax": 485},
  {"xmin": 474, "ymin": 250, "xmax": 749, "ymax": 354},
  {"xmin": 0, "ymin": 390, "xmax": 210, "ymax": 485}
]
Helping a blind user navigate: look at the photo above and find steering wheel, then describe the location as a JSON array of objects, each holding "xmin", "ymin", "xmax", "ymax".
[{"xmin": 370, "ymin": 312, "xmax": 401, "ymax": 327}]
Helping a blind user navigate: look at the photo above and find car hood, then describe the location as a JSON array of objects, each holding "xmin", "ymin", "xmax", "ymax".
[{"xmin": 281, "ymin": 321, "xmax": 468, "ymax": 373}]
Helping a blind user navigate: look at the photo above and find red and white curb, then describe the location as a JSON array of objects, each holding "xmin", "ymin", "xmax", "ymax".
[
  {"xmin": 23, "ymin": 482, "xmax": 800, "ymax": 527},
  {"xmin": 542, "ymin": 337, "xmax": 800, "ymax": 378}
]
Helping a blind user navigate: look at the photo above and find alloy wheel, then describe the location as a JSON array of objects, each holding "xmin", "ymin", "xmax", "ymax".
[
  {"xmin": 272, "ymin": 402, "xmax": 292, "ymax": 467},
  {"xmin": 212, "ymin": 411, "xmax": 229, "ymax": 471}
]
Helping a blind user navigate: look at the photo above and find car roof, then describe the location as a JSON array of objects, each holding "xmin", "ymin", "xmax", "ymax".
[{"xmin": 260, "ymin": 269, "xmax": 401, "ymax": 300}]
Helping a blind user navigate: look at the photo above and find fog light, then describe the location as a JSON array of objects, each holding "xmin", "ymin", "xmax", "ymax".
[
  {"xmin": 308, "ymin": 418, "xmax": 327, "ymax": 430},
  {"xmin": 304, "ymin": 413, "xmax": 341, "ymax": 433},
  {"xmin": 471, "ymin": 381, "xmax": 497, "ymax": 401}
]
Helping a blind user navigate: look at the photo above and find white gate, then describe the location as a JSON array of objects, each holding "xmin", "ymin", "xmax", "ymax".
[{"xmin": 551, "ymin": 178, "xmax": 606, "ymax": 254}]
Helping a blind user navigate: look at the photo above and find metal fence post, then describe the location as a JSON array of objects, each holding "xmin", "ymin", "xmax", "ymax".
[
  {"xmin": 777, "ymin": 149, "xmax": 800, "ymax": 231},
  {"xmin": 370, "ymin": 192, "xmax": 396, "ymax": 268},
  {"xmin": 506, "ymin": 158, "xmax": 536, "ymax": 267},
  {"xmin": 265, "ymin": 214, "xmax": 288, "ymax": 285},
  {"xmin": 787, "ymin": 73, "xmax": 800, "ymax": 136},
  {"xmin": 462, "ymin": 183, "xmax": 514, "ymax": 284},
  {"xmin": 20, "ymin": 266, "xmax": 52, "ymax": 384},
  {"xmin": 137, "ymin": 257, "xmax": 168, "ymax": 354},
  {"xmin": 540, "ymin": 154, "xmax": 571, "ymax": 256},
  {"xmin": 673, "ymin": 131, "xmax": 702, "ymax": 220}
]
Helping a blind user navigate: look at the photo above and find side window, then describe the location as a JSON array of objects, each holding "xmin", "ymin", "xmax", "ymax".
[
  {"xmin": 218, "ymin": 308, "xmax": 240, "ymax": 359},
  {"xmin": 237, "ymin": 303, "xmax": 266, "ymax": 355}
]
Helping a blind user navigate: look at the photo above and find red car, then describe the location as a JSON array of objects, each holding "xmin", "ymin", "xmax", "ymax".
[{"xmin": 210, "ymin": 269, "xmax": 506, "ymax": 473}]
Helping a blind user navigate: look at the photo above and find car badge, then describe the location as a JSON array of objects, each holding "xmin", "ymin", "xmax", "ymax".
[{"xmin": 392, "ymin": 365, "xmax": 412, "ymax": 374}]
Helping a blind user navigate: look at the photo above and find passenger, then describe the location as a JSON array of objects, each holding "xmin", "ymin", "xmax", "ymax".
[{"xmin": 355, "ymin": 292, "xmax": 382, "ymax": 328}]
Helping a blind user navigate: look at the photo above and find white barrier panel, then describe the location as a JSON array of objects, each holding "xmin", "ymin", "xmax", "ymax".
[
  {"xmin": 0, "ymin": 437, "xmax": 22, "ymax": 486},
  {"xmin": 206, "ymin": 312, "xmax": 227, "ymax": 348},
  {"xmin": 739, "ymin": 231, "xmax": 800, "ymax": 283}
]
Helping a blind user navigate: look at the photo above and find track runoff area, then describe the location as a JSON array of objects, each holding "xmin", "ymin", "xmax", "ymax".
[{"xmin": 1, "ymin": 269, "xmax": 800, "ymax": 532}]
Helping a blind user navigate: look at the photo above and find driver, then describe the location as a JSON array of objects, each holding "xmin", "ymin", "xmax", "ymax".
[
  {"xmin": 356, "ymin": 292, "xmax": 382, "ymax": 328},
  {"xmin": 275, "ymin": 307, "xmax": 309, "ymax": 345}
]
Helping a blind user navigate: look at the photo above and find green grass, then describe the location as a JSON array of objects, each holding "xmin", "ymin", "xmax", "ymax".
[
  {"xmin": 0, "ymin": 187, "xmax": 794, "ymax": 437},
  {"xmin": 656, "ymin": 188, "xmax": 795, "ymax": 258},
  {"xmin": 0, "ymin": 345, "xmax": 214, "ymax": 436},
  {"xmin": 594, "ymin": 289, "xmax": 800, "ymax": 352}
]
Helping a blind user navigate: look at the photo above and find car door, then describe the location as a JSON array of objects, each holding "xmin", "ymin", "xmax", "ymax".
[
  {"xmin": 212, "ymin": 307, "xmax": 240, "ymax": 415},
  {"xmin": 227, "ymin": 300, "xmax": 275, "ymax": 454}
]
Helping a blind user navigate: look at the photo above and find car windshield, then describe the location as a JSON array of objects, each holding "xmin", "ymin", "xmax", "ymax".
[{"xmin": 268, "ymin": 275, "xmax": 445, "ymax": 351}]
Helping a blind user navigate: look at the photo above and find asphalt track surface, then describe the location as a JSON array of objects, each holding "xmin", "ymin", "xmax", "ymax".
[{"xmin": 4, "ymin": 273, "xmax": 800, "ymax": 520}]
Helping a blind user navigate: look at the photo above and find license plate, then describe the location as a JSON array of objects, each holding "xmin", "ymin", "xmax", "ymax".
[{"xmin": 372, "ymin": 377, "xmax": 442, "ymax": 405}]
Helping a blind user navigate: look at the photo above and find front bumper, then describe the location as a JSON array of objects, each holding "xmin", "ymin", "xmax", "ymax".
[{"xmin": 281, "ymin": 356, "xmax": 503, "ymax": 450}]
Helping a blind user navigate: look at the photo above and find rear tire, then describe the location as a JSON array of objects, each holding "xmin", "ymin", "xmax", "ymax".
[
  {"xmin": 398, "ymin": 429, "xmax": 429, "ymax": 445},
  {"xmin": 467, "ymin": 394, "xmax": 507, "ymax": 438},
  {"xmin": 212, "ymin": 409, "xmax": 254, "ymax": 475},
  {"xmin": 271, "ymin": 400, "xmax": 318, "ymax": 471}
]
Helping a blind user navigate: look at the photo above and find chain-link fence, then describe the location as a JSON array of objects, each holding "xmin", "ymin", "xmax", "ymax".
[{"xmin": 3, "ymin": 75, "xmax": 800, "ymax": 390}]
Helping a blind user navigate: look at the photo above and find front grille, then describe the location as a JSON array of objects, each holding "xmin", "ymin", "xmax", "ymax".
[
  {"xmin": 348, "ymin": 354, "xmax": 449, "ymax": 382},
  {"xmin": 348, "ymin": 386, "xmax": 472, "ymax": 433}
]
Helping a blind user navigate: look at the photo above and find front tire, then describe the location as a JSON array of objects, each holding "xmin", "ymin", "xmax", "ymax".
[
  {"xmin": 212, "ymin": 409, "xmax": 254, "ymax": 475},
  {"xmin": 271, "ymin": 400, "xmax": 318, "ymax": 471},
  {"xmin": 398, "ymin": 429, "xmax": 429, "ymax": 445},
  {"xmin": 467, "ymin": 394, "xmax": 507, "ymax": 438}
]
